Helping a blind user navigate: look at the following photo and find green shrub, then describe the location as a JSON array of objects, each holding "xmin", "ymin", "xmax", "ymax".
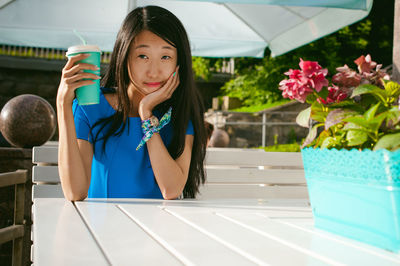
[{"xmin": 260, "ymin": 143, "xmax": 301, "ymax": 152}]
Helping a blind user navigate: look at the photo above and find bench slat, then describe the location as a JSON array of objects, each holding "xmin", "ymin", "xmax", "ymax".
[
  {"xmin": 33, "ymin": 166, "xmax": 306, "ymax": 185},
  {"xmin": 33, "ymin": 166, "xmax": 59, "ymax": 183},
  {"xmin": 34, "ymin": 147, "xmax": 303, "ymax": 167},
  {"xmin": 32, "ymin": 184, "xmax": 64, "ymax": 199},
  {"xmin": 206, "ymin": 168, "xmax": 305, "ymax": 184},
  {"xmin": 32, "ymin": 146, "xmax": 58, "ymax": 164},
  {"xmin": 198, "ymin": 184, "xmax": 309, "ymax": 199},
  {"xmin": 206, "ymin": 148, "xmax": 303, "ymax": 167}
]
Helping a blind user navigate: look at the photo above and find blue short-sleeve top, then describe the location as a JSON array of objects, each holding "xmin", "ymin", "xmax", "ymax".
[{"xmin": 72, "ymin": 88, "xmax": 194, "ymax": 198}]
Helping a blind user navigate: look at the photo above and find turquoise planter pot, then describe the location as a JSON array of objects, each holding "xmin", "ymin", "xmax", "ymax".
[{"xmin": 301, "ymin": 147, "xmax": 400, "ymax": 252}]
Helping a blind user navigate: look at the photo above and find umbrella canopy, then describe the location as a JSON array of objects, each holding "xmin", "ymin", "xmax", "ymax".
[{"xmin": 0, "ymin": 0, "xmax": 372, "ymax": 57}]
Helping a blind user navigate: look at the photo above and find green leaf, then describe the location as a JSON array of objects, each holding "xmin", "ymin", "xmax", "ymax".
[
  {"xmin": 325, "ymin": 109, "xmax": 357, "ymax": 130},
  {"xmin": 343, "ymin": 122, "xmax": 362, "ymax": 130},
  {"xmin": 342, "ymin": 116, "xmax": 370, "ymax": 129},
  {"xmin": 301, "ymin": 123, "xmax": 323, "ymax": 148},
  {"xmin": 310, "ymin": 102, "xmax": 327, "ymax": 123},
  {"xmin": 351, "ymin": 84, "xmax": 388, "ymax": 104},
  {"xmin": 346, "ymin": 130, "xmax": 368, "ymax": 146},
  {"xmin": 317, "ymin": 87, "xmax": 329, "ymax": 100},
  {"xmin": 315, "ymin": 130, "xmax": 331, "ymax": 147},
  {"xmin": 369, "ymin": 112, "xmax": 388, "ymax": 132},
  {"xmin": 384, "ymin": 81, "xmax": 400, "ymax": 98},
  {"xmin": 296, "ymin": 107, "xmax": 311, "ymax": 128},
  {"xmin": 364, "ymin": 102, "xmax": 380, "ymax": 121},
  {"xmin": 310, "ymin": 113, "xmax": 326, "ymax": 123},
  {"xmin": 352, "ymin": 84, "xmax": 387, "ymax": 98},
  {"xmin": 385, "ymin": 107, "xmax": 400, "ymax": 128},
  {"xmin": 329, "ymin": 100, "xmax": 359, "ymax": 108},
  {"xmin": 305, "ymin": 93, "xmax": 318, "ymax": 104},
  {"xmin": 321, "ymin": 137, "xmax": 336, "ymax": 149},
  {"xmin": 373, "ymin": 133, "xmax": 400, "ymax": 151},
  {"xmin": 358, "ymin": 94, "xmax": 379, "ymax": 109}
]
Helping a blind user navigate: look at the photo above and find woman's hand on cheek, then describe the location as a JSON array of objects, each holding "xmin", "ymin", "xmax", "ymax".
[{"xmin": 138, "ymin": 66, "xmax": 180, "ymax": 120}]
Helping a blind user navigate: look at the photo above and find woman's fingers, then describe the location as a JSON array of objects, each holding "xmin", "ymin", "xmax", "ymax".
[
  {"xmin": 66, "ymin": 79, "xmax": 96, "ymax": 91},
  {"xmin": 63, "ymin": 53, "xmax": 90, "ymax": 71},
  {"xmin": 159, "ymin": 70, "xmax": 176, "ymax": 93},
  {"xmin": 65, "ymin": 72, "xmax": 101, "ymax": 84},
  {"xmin": 161, "ymin": 66, "xmax": 180, "ymax": 96},
  {"xmin": 63, "ymin": 63, "xmax": 99, "ymax": 78},
  {"xmin": 166, "ymin": 70, "xmax": 180, "ymax": 98}
]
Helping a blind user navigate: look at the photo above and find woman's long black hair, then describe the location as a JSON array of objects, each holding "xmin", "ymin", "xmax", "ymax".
[{"xmin": 93, "ymin": 5, "xmax": 207, "ymax": 198}]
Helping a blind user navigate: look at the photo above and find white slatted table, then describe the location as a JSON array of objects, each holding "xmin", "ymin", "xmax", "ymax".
[{"xmin": 32, "ymin": 198, "xmax": 400, "ymax": 266}]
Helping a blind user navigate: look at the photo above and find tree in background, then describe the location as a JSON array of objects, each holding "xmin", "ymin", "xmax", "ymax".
[{"xmin": 193, "ymin": 0, "xmax": 394, "ymax": 109}]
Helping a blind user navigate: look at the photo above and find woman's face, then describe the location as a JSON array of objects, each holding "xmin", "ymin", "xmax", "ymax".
[{"xmin": 127, "ymin": 30, "xmax": 178, "ymax": 95}]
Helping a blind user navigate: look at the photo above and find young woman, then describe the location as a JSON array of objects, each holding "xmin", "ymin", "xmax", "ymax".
[{"xmin": 56, "ymin": 5, "xmax": 207, "ymax": 201}]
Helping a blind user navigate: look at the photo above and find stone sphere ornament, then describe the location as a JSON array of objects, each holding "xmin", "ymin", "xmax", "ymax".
[
  {"xmin": 209, "ymin": 129, "xmax": 230, "ymax": 147},
  {"xmin": 0, "ymin": 94, "xmax": 56, "ymax": 148}
]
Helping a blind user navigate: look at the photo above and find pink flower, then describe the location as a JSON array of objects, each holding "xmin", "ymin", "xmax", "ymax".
[
  {"xmin": 318, "ymin": 85, "xmax": 349, "ymax": 105},
  {"xmin": 299, "ymin": 58, "xmax": 329, "ymax": 92},
  {"xmin": 309, "ymin": 72, "xmax": 329, "ymax": 92},
  {"xmin": 299, "ymin": 58, "xmax": 324, "ymax": 77},
  {"xmin": 354, "ymin": 54, "xmax": 377, "ymax": 74},
  {"xmin": 279, "ymin": 79, "xmax": 313, "ymax": 103},
  {"xmin": 279, "ymin": 58, "xmax": 329, "ymax": 102},
  {"xmin": 284, "ymin": 69, "xmax": 302, "ymax": 79},
  {"xmin": 353, "ymin": 56, "xmax": 391, "ymax": 88},
  {"xmin": 332, "ymin": 65, "xmax": 361, "ymax": 88}
]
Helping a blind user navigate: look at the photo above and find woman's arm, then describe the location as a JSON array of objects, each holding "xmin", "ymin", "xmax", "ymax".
[
  {"xmin": 57, "ymin": 54, "xmax": 99, "ymax": 201},
  {"xmin": 146, "ymin": 134, "xmax": 194, "ymax": 199},
  {"xmin": 138, "ymin": 67, "xmax": 194, "ymax": 199},
  {"xmin": 57, "ymin": 105, "xmax": 93, "ymax": 201}
]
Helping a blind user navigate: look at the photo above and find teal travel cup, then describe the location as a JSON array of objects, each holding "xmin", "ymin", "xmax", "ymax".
[{"xmin": 66, "ymin": 45, "xmax": 101, "ymax": 105}]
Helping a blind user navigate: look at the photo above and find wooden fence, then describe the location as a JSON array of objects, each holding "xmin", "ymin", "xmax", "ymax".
[{"xmin": 0, "ymin": 170, "xmax": 27, "ymax": 266}]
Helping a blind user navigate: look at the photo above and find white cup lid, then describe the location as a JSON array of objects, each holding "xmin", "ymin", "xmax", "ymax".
[{"xmin": 66, "ymin": 45, "xmax": 101, "ymax": 55}]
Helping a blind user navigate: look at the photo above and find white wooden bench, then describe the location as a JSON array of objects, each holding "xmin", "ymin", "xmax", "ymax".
[
  {"xmin": 31, "ymin": 143, "xmax": 61, "ymax": 200},
  {"xmin": 32, "ymin": 145, "xmax": 308, "ymax": 199},
  {"xmin": 200, "ymin": 148, "xmax": 307, "ymax": 199}
]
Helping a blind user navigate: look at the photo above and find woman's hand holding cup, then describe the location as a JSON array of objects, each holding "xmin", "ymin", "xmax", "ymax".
[
  {"xmin": 57, "ymin": 45, "xmax": 102, "ymax": 109},
  {"xmin": 57, "ymin": 53, "xmax": 100, "ymax": 108}
]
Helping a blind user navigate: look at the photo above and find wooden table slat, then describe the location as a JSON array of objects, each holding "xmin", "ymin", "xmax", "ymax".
[
  {"xmin": 221, "ymin": 211, "xmax": 400, "ymax": 266},
  {"xmin": 119, "ymin": 204, "xmax": 256, "ymax": 265},
  {"xmin": 32, "ymin": 199, "xmax": 109, "ymax": 266},
  {"xmin": 280, "ymin": 219, "xmax": 400, "ymax": 264},
  {"xmin": 161, "ymin": 205, "xmax": 325, "ymax": 266},
  {"xmin": 75, "ymin": 201, "xmax": 182, "ymax": 266}
]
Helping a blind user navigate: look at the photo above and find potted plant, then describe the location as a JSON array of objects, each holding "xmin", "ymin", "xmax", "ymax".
[{"xmin": 279, "ymin": 55, "xmax": 400, "ymax": 252}]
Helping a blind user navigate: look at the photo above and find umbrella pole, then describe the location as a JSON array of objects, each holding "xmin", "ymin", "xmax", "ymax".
[{"xmin": 393, "ymin": 0, "xmax": 400, "ymax": 82}]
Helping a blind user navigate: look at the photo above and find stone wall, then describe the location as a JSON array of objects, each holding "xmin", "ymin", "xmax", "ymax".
[
  {"xmin": 0, "ymin": 67, "xmax": 59, "ymax": 110},
  {"xmin": 0, "ymin": 56, "xmax": 63, "ymax": 111}
]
